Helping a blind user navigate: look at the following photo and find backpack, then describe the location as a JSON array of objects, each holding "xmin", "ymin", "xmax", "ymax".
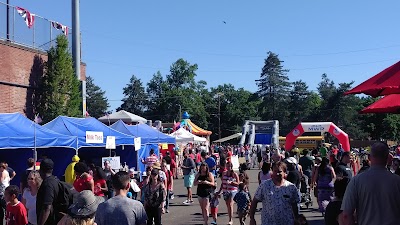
[{"xmin": 55, "ymin": 181, "xmax": 75, "ymax": 214}]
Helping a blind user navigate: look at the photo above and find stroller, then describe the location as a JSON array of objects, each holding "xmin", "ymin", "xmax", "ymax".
[{"xmin": 300, "ymin": 175, "xmax": 313, "ymax": 209}]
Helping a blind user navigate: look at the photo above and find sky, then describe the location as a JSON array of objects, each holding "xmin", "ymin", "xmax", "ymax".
[{"xmin": 13, "ymin": 0, "xmax": 400, "ymax": 111}]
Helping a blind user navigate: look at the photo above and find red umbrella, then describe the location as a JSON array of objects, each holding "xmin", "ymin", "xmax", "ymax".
[
  {"xmin": 345, "ymin": 61, "xmax": 400, "ymax": 97},
  {"xmin": 360, "ymin": 94, "xmax": 400, "ymax": 114}
]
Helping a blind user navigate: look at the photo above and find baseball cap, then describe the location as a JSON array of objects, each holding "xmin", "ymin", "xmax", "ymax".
[
  {"xmin": 69, "ymin": 190, "xmax": 104, "ymax": 218},
  {"xmin": 40, "ymin": 158, "xmax": 54, "ymax": 171}
]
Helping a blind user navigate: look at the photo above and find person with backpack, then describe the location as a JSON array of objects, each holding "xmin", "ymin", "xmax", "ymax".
[{"xmin": 37, "ymin": 159, "xmax": 73, "ymax": 225}]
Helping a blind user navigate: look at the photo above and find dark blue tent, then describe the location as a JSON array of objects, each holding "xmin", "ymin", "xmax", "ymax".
[
  {"xmin": 110, "ymin": 120, "xmax": 175, "ymax": 144},
  {"xmin": 44, "ymin": 116, "xmax": 135, "ymax": 148},
  {"xmin": 43, "ymin": 116, "xmax": 138, "ymax": 170},
  {"xmin": 0, "ymin": 113, "xmax": 78, "ymax": 186}
]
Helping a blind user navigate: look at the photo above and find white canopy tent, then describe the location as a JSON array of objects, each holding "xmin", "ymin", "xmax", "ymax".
[
  {"xmin": 98, "ymin": 110, "xmax": 147, "ymax": 124},
  {"xmin": 169, "ymin": 127, "xmax": 207, "ymax": 143}
]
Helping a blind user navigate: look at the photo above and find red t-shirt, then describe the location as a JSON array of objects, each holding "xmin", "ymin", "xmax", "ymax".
[
  {"xmin": 226, "ymin": 151, "xmax": 233, "ymax": 162},
  {"xmin": 332, "ymin": 148, "xmax": 339, "ymax": 156},
  {"xmin": 189, "ymin": 154, "xmax": 195, "ymax": 160},
  {"xmin": 94, "ymin": 179, "xmax": 106, "ymax": 196},
  {"xmin": 6, "ymin": 202, "xmax": 28, "ymax": 225},
  {"xmin": 196, "ymin": 153, "xmax": 202, "ymax": 163},
  {"xmin": 73, "ymin": 174, "xmax": 93, "ymax": 192},
  {"xmin": 170, "ymin": 159, "xmax": 177, "ymax": 169}
]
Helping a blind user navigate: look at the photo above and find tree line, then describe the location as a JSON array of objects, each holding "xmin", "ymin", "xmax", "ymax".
[{"xmin": 34, "ymin": 35, "xmax": 400, "ymax": 141}]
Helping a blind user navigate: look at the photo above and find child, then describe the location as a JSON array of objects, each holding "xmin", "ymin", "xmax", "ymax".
[
  {"xmin": 5, "ymin": 185, "xmax": 28, "ymax": 225},
  {"xmin": 233, "ymin": 183, "xmax": 251, "ymax": 225},
  {"xmin": 209, "ymin": 190, "xmax": 219, "ymax": 225}
]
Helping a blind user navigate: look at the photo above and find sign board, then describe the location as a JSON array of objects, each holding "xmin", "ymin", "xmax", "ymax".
[
  {"xmin": 106, "ymin": 136, "xmax": 116, "ymax": 149},
  {"xmin": 134, "ymin": 137, "xmax": 141, "ymax": 151},
  {"xmin": 161, "ymin": 143, "xmax": 168, "ymax": 150},
  {"xmin": 86, "ymin": 131, "xmax": 103, "ymax": 144},
  {"xmin": 302, "ymin": 122, "xmax": 331, "ymax": 132},
  {"xmin": 102, "ymin": 157, "xmax": 121, "ymax": 170}
]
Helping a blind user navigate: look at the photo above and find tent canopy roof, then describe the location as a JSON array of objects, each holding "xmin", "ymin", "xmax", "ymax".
[
  {"xmin": 98, "ymin": 110, "xmax": 147, "ymax": 124},
  {"xmin": 110, "ymin": 120, "xmax": 175, "ymax": 144},
  {"xmin": 213, "ymin": 133, "xmax": 242, "ymax": 143},
  {"xmin": 44, "ymin": 116, "xmax": 135, "ymax": 148},
  {"xmin": 0, "ymin": 113, "xmax": 77, "ymax": 149},
  {"xmin": 170, "ymin": 128, "xmax": 207, "ymax": 143},
  {"xmin": 360, "ymin": 94, "xmax": 400, "ymax": 114},
  {"xmin": 345, "ymin": 61, "xmax": 400, "ymax": 97}
]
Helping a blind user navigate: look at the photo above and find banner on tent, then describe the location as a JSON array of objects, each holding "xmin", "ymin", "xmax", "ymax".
[
  {"xmin": 86, "ymin": 131, "xmax": 103, "ymax": 143},
  {"xmin": 102, "ymin": 157, "xmax": 120, "ymax": 170},
  {"xmin": 106, "ymin": 136, "xmax": 116, "ymax": 149},
  {"xmin": 161, "ymin": 143, "xmax": 168, "ymax": 149},
  {"xmin": 134, "ymin": 138, "xmax": 141, "ymax": 151}
]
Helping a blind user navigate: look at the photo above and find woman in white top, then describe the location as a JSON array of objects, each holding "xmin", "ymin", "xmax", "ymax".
[
  {"xmin": 22, "ymin": 171, "xmax": 42, "ymax": 225},
  {"xmin": 0, "ymin": 162, "xmax": 10, "ymax": 225}
]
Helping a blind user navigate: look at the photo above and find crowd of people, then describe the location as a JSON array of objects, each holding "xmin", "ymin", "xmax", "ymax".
[{"xmin": 0, "ymin": 141, "xmax": 399, "ymax": 225}]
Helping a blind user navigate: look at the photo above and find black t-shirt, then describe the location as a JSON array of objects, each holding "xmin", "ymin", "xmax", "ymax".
[
  {"xmin": 287, "ymin": 170, "xmax": 301, "ymax": 188},
  {"xmin": 36, "ymin": 175, "xmax": 60, "ymax": 225},
  {"xmin": 324, "ymin": 200, "xmax": 342, "ymax": 225},
  {"xmin": 335, "ymin": 162, "xmax": 353, "ymax": 179},
  {"xmin": 299, "ymin": 156, "xmax": 314, "ymax": 172}
]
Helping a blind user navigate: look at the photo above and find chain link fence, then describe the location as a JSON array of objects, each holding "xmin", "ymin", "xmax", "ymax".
[{"xmin": 0, "ymin": 1, "xmax": 73, "ymax": 51}]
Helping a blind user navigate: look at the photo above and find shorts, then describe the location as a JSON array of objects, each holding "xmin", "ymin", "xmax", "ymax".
[
  {"xmin": 222, "ymin": 191, "xmax": 237, "ymax": 201},
  {"xmin": 184, "ymin": 174, "xmax": 195, "ymax": 188},
  {"xmin": 238, "ymin": 209, "xmax": 249, "ymax": 218}
]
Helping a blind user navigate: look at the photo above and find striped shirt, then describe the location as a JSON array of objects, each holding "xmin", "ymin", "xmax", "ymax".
[
  {"xmin": 145, "ymin": 154, "xmax": 159, "ymax": 167},
  {"xmin": 222, "ymin": 173, "xmax": 238, "ymax": 192}
]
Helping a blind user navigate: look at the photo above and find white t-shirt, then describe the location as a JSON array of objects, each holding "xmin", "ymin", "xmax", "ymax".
[
  {"xmin": 0, "ymin": 170, "xmax": 10, "ymax": 196},
  {"xmin": 254, "ymin": 179, "xmax": 300, "ymax": 225},
  {"xmin": 23, "ymin": 189, "xmax": 37, "ymax": 225}
]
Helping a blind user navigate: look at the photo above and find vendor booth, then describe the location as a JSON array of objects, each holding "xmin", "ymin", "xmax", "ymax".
[{"xmin": 98, "ymin": 110, "xmax": 147, "ymax": 124}]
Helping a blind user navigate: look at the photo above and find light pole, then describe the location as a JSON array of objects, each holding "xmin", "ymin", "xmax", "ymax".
[
  {"xmin": 6, "ymin": 0, "xmax": 9, "ymax": 41},
  {"xmin": 216, "ymin": 92, "xmax": 224, "ymax": 140}
]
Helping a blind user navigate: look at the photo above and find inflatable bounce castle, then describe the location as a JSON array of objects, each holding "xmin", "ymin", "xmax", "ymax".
[{"xmin": 173, "ymin": 112, "xmax": 212, "ymax": 137}]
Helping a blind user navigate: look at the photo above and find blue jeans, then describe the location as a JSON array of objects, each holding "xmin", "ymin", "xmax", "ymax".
[{"xmin": 165, "ymin": 190, "xmax": 170, "ymax": 210}]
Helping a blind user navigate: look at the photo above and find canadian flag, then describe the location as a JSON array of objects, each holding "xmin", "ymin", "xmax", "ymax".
[
  {"xmin": 16, "ymin": 7, "xmax": 35, "ymax": 28},
  {"xmin": 52, "ymin": 21, "xmax": 69, "ymax": 36}
]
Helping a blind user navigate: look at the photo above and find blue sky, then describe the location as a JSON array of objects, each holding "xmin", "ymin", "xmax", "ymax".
[{"xmin": 15, "ymin": 0, "xmax": 400, "ymax": 111}]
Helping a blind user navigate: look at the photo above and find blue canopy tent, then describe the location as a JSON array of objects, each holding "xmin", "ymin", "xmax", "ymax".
[
  {"xmin": 0, "ymin": 113, "xmax": 78, "ymax": 185},
  {"xmin": 110, "ymin": 120, "xmax": 176, "ymax": 144},
  {"xmin": 110, "ymin": 120, "xmax": 176, "ymax": 173},
  {"xmin": 44, "ymin": 116, "xmax": 137, "ymax": 169}
]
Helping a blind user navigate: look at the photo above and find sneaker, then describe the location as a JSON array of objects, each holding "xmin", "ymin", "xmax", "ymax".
[
  {"xmin": 189, "ymin": 200, "xmax": 194, "ymax": 203},
  {"xmin": 210, "ymin": 221, "xmax": 217, "ymax": 225},
  {"xmin": 170, "ymin": 194, "xmax": 174, "ymax": 200},
  {"xmin": 183, "ymin": 200, "xmax": 191, "ymax": 204},
  {"xmin": 166, "ymin": 209, "xmax": 169, "ymax": 213}
]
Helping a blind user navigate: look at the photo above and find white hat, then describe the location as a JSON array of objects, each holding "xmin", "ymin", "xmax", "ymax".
[
  {"xmin": 142, "ymin": 172, "xmax": 148, "ymax": 177},
  {"xmin": 286, "ymin": 157, "xmax": 297, "ymax": 165}
]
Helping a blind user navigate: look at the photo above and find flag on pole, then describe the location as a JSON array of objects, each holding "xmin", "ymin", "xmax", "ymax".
[
  {"xmin": 51, "ymin": 21, "xmax": 69, "ymax": 36},
  {"xmin": 34, "ymin": 114, "xmax": 42, "ymax": 124},
  {"xmin": 16, "ymin": 7, "xmax": 35, "ymax": 28},
  {"xmin": 85, "ymin": 111, "xmax": 90, "ymax": 117}
]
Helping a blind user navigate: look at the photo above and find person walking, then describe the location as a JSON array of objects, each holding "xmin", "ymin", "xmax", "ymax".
[
  {"xmin": 258, "ymin": 162, "xmax": 271, "ymax": 184},
  {"xmin": 233, "ymin": 183, "xmax": 251, "ymax": 225},
  {"xmin": 143, "ymin": 169, "xmax": 165, "ymax": 225},
  {"xmin": 194, "ymin": 162, "xmax": 215, "ymax": 225},
  {"xmin": 313, "ymin": 157, "xmax": 336, "ymax": 214},
  {"xmin": 22, "ymin": 171, "xmax": 42, "ymax": 225},
  {"xmin": 217, "ymin": 162, "xmax": 239, "ymax": 225},
  {"xmin": 182, "ymin": 151, "xmax": 196, "ymax": 204},
  {"xmin": 95, "ymin": 171, "xmax": 147, "ymax": 225},
  {"xmin": 249, "ymin": 161, "xmax": 300, "ymax": 225},
  {"xmin": 340, "ymin": 142, "xmax": 400, "ymax": 225},
  {"xmin": 0, "ymin": 162, "xmax": 10, "ymax": 225}
]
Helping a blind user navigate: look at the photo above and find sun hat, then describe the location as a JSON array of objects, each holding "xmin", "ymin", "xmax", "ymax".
[
  {"xmin": 153, "ymin": 162, "xmax": 161, "ymax": 170},
  {"xmin": 69, "ymin": 190, "xmax": 104, "ymax": 218},
  {"xmin": 286, "ymin": 157, "xmax": 298, "ymax": 165}
]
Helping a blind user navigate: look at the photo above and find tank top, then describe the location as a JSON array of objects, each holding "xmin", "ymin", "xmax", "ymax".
[
  {"xmin": 222, "ymin": 172, "xmax": 238, "ymax": 193},
  {"xmin": 0, "ymin": 170, "xmax": 10, "ymax": 196},
  {"xmin": 317, "ymin": 166, "xmax": 333, "ymax": 189},
  {"xmin": 197, "ymin": 174, "xmax": 212, "ymax": 197},
  {"xmin": 259, "ymin": 171, "xmax": 271, "ymax": 182}
]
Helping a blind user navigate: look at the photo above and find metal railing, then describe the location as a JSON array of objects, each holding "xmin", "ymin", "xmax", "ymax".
[{"xmin": 0, "ymin": 1, "xmax": 73, "ymax": 52}]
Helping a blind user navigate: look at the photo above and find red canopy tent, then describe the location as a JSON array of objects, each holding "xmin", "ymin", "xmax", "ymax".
[
  {"xmin": 345, "ymin": 61, "xmax": 400, "ymax": 97},
  {"xmin": 360, "ymin": 94, "xmax": 400, "ymax": 114}
]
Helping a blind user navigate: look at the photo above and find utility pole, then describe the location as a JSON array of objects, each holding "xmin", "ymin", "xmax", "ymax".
[
  {"xmin": 6, "ymin": 0, "xmax": 10, "ymax": 41},
  {"xmin": 216, "ymin": 92, "xmax": 224, "ymax": 140},
  {"xmin": 72, "ymin": 0, "xmax": 86, "ymax": 116},
  {"xmin": 179, "ymin": 104, "xmax": 182, "ymax": 121}
]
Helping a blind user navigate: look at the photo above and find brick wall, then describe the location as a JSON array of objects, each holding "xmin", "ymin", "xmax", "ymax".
[{"xmin": 0, "ymin": 41, "xmax": 86, "ymax": 119}]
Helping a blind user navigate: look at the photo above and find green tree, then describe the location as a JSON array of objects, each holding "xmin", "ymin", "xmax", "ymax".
[
  {"xmin": 256, "ymin": 51, "xmax": 291, "ymax": 127},
  {"xmin": 37, "ymin": 35, "xmax": 81, "ymax": 122},
  {"xmin": 118, "ymin": 75, "xmax": 147, "ymax": 115},
  {"xmin": 287, "ymin": 80, "xmax": 312, "ymax": 132},
  {"xmin": 86, "ymin": 76, "xmax": 110, "ymax": 118}
]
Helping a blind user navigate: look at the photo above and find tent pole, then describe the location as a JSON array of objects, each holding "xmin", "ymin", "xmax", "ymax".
[{"xmin": 34, "ymin": 122, "xmax": 37, "ymax": 171}]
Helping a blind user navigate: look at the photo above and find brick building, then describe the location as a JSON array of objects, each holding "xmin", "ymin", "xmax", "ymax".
[{"xmin": 0, "ymin": 40, "xmax": 86, "ymax": 119}]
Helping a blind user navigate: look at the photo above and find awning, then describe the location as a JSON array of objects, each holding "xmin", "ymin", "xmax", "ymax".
[
  {"xmin": 345, "ymin": 61, "xmax": 400, "ymax": 97},
  {"xmin": 98, "ymin": 110, "xmax": 147, "ymax": 124},
  {"xmin": 213, "ymin": 133, "xmax": 242, "ymax": 143},
  {"xmin": 360, "ymin": 94, "xmax": 400, "ymax": 114}
]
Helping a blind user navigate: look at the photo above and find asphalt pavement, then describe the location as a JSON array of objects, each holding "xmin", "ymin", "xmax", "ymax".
[{"xmin": 161, "ymin": 168, "xmax": 325, "ymax": 225}]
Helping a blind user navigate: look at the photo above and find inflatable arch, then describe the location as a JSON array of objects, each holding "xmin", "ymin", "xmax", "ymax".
[{"xmin": 285, "ymin": 122, "xmax": 350, "ymax": 151}]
